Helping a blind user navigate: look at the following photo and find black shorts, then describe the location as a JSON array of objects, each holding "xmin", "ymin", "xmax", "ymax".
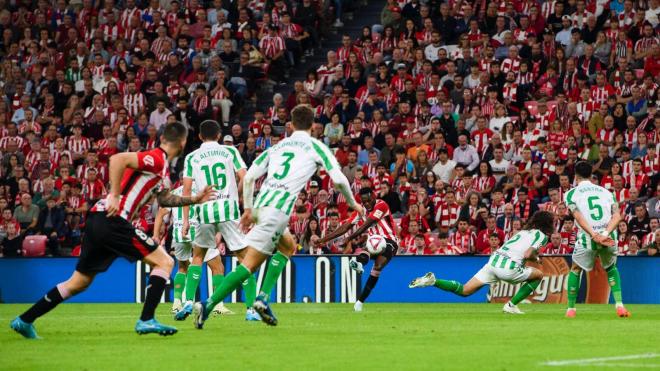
[
  {"xmin": 76, "ymin": 212, "xmax": 158, "ymax": 274},
  {"xmin": 368, "ymin": 238, "xmax": 398, "ymax": 263}
]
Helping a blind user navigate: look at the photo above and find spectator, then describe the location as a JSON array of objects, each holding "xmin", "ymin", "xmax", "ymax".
[
  {"xmin": 37, "ymin": 198, "xmax": 66, "ymax": 256},
  {"xmin": 13, "ymin": 193, "xmax": 39, "ymax": 234},
  {"xmin": 0, "ymin": 222, "xmax": 22, "ymax": 257}
]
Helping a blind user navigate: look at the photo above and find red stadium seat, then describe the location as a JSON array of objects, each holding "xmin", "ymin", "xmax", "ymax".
[{"xmin": 22, "ymin": 235, "xmax": 47, "ymax": 257}]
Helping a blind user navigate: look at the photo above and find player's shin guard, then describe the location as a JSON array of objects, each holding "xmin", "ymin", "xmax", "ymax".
[
  {"xmin": 433, "ymin": 279, "xmax": 464, "ymax": 296},
  {"xmin": 567, "ymin": 271, "xmax": 580, "ymax": 309},
  {"xmin": 243, "ymin": 275, "xmax": 257, "ymax": 308},
  {"xmin": 259, "ymin": 252, "xmax": 289, "ymax": 301},
  {"xmin": 184, "ymin": 265, "xmax": 202, "ymax": 302},
  {"xmin": 606, "ymin": 266, "xmax": 623, "ymax": 306},
  {"xmin": 173, "ymin": 272, "xmax": 186, "ymax": 302},
  {"xmin": 358, "ymin": 271, "xmax": 380, "ymax": 302},
  {"xmin": 206, "ymin": 265, "xmax": 251, "ymax": 315},
  {"xmin": 212, "ymin": 274, "xmax": 224, "ymax": 292},
  {"xmin": 140, "ymin": 269, "xmax": 168, "ymax": 321},
  {"xmin": 20, "ymin": 283, "xmax": 71, "ymax": 323},
  {"xmin": 510, "ymin": 279, "xmax": 541, "ymax": 305}
]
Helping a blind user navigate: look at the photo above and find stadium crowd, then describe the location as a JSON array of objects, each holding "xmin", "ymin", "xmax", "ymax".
[{"xmin": 0, "ymin": 0, "xmax": 658, "ymax": 258}]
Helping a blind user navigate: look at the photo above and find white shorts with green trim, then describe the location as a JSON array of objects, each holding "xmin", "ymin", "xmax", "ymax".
[
  {"xmin": 173, "ymin": 241, "xmax": 220, "ymax": 262},
  {"xmin": 572, "ymin": 233, "xmax": 617, "ymax": 271},
  {"xmin": 243, "ymin": 207, "xmax": 291, "ymax": 255},
  {"xmin": 193, "ymin": 220, "xmax": 245, "ymax": 251},
  {"xmin": 474, "ymin": 254, "xmax": 533, "ymax": 284}
]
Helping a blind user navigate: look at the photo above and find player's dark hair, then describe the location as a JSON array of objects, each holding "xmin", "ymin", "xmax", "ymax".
[
  {"xmin": 524, "ymin": 210, "xmax": 555, "ymax": 237},
  {"xmin": 200, "ymin": 120, "xmax": 221, "ymax": 140},
  {"xmin": 161, "ymin": 121, "xmax": 188, "ymax": 143},
  {"xmin": 291, "ymin": 104, "xmax": 314, "ymax": 130},
  {"xmin": 359, "ymin": 187, "xmax": 373, "ymax": 195},
  {"xmin": 575, "ymin": 161, "xmax": 592, "ymax": 179}
]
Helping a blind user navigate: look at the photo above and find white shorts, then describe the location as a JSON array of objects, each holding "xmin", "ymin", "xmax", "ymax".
[
  {"xmin": 474, "ymin": 255, "xmax": 532, "ymax": 284},
  {"xmin": 572, "ymin": 234, "xmax": 617, "ymax": 271},
  {"xmin": 173, "ymin": 241, "xmax": 220, "ymax": 262},
  {"xmin": 193, "ymin": 221, "xmax": 245, "ymax": 251},
  {"xmin": 243, "ymin": 207, "xmax": 291, "ymax": 255}
]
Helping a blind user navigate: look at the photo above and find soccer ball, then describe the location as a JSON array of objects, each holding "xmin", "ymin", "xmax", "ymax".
[{"xmin": 365, "ymin": 235, "xmax": 386, "ymax": 255}]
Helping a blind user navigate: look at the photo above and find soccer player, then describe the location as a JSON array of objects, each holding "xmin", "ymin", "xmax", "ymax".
[
  {"xmin": 563, "ymin": 161, "xmax": 630, "ymax": 318},
  {"xmin": 152, "ymin": 185, "xmax": 232, "ymax": 318},
  {"xmin": 10, "ymin": 122, "xmax": 215, "ymax": 338},
  {"xmin": 192, "ymin": 104, "xmax": 363, "ymax": 328},
  {"xmin": 409, "ymin": 211, "xmax": 555, "ymax": 314},
  {"xmin": 315, "ymin": 187, "xmax": 400, "ymax": 312},
  {"xmin": 175, "ymin": 120, "xmax": 259, "ymax": 321}
]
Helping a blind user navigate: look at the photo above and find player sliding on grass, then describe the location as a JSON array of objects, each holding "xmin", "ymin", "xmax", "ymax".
[
  {"xmin": 409, "ymin": 211, "xmax": 554, "ymax": 314},
  {"xmin": 152, "ymin": 185, "xmax": 232, "ymax": 318},
  {"xmin": 175, "ymin": 120, "xmax": 258, "ymax": 321},
  {"xmin": 10, "ymin": 122, "xmax": 215, "ymax": 338},
  {"xmin": 315, "ymin": 187, "xmax": 399, "ymax": 312},
  {"xmin": 192, "ymin": 104, "xmax": 363, "ymax": 328},
  {"xmin": 563, "ymin": 161, "xmax": 630, "ymax": 318}
]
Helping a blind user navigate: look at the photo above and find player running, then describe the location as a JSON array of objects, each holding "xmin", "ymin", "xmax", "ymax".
[
  {"xmin": 175, "ymin": 120, "xmax": 258, "ymax": 321},
  {"xmin": 152, "ymin": 185, "xmax": 233, "ymax": 318},
  {"xmin": 192, "ymin": 104, "xmax": 363, "ymax": 328},
  {"xmin": 409, "ymin": 211, "xmax": 555, "ymax": 314},
  {"xmin": 315, "ymin": 187, "xmax": 399, "ymax": 312},
  {"xmin": 10, "ymin": 122, "xmax": 214, "ymax": 338},
  {"xmin": 563, "ymin": 161, "xmax": 630, "ymax": 318}
]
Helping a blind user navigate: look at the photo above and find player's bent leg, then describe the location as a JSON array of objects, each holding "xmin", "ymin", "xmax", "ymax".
[
  {"xmin": 12, "ymin": 271, "xmax": 96, "ymax": 339},
  {"xmin": 505, "ymin": 267, "xmax": 544, "ymax": 315},
  {"xmin": 355, "ymin": 252, "xmax": 392, "ymax": 311},
  {"xmin": 460, "ymin": 277, "xmax": 486, "ymax": 296},
  {"xmin": 207, "ymin": 254, "xmax": 234, "ymax": 316},
  {"xmin": 137, "ymin": 247, "xmax": 177, "ymax": 336}
]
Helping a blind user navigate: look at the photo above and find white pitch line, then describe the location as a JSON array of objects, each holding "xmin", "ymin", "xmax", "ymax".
[
  {"xmin": 542, "ymin": 353, "xmax": 660, "ymax": 367},
  {"xmin": 586, "ymin": 363, "xmax": 660, "ymax": 368}
]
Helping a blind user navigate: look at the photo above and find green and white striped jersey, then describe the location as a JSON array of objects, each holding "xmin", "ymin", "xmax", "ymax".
[
  {"xmin": 494, "ymin": 229, "xmax": 548, "ymax": 266},
  {"xmin": 246, "ymin": 130, "xmax": 357, "ymax": 216},
  {"xmin": 170, "ymin": 186, "xmax": 199, "ymax": 243},
  {"xmin": 183, "ymin": 141, "xmax": 246, "ymax": 224},
  {"xmin": 564, "ymin": 180, "xmax": 618, "ymax": 247}
]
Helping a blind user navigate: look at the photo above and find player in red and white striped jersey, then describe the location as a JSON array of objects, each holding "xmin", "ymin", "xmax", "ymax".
[
  {"xmin": 315, "ymin": 188, "xmax": 399, "ymax": 311},
  {"xmin": 12, "ymin": 123, "xmax": 216, "ymax": 338}
]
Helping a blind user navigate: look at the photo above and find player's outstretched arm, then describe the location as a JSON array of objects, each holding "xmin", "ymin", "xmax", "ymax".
[
  {"xmin": 523, "ymin": 247, "xmax": 541, "ymax": 263},
  {"xmin": 343, "ymin": 217, "xmax": 378, "ymax": 245},
  {"xmin": 106, "ymin": 152, "xmax": 140, "ymax": 216},
  {"xmin": 316, "ymin": 222, "xmax": 354, "ymax": 247},
  {"xmin": 156, "ymin": 186, "xmax": 215, "ymax": 208}
]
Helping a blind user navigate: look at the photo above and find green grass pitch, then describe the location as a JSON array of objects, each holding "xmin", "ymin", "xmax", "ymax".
[{"xmin": 1, "ymin": 303, "xmax": 659, "ymax": 370}]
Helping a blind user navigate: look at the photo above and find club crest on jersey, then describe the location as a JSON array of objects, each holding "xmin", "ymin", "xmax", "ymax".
[{"xmin": 143, "ymin": 155, "xmax": 154, "ymax": 167}]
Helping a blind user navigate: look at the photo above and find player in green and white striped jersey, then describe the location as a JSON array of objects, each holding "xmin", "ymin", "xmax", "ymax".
[
  {"xmin": 153, "ymin": 185, "xmax": 229, "ymax": 316},
  {"xmin": 176, "ymin": 120, "xmax": 255, "ymax": 321},
  {"xmin": 563, "ymin": 161, "xmax": 630, "ymax": 318},
  {"xmin": 410, "ymin": 211, "xmax": 555, "ymax": 314},
  {"xmin": 194, "ymin": 104, "xmax": 364, "ymax": 329}
]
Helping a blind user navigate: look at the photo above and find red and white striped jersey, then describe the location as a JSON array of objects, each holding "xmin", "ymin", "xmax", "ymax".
[
  {"xmin": 259, "ymin": 35, "xmax": 285, "ymax": 59},
  {"xmin": 590, "ymin": 84, "xmax": 615, "ymax": 105},
  {"xmin": 473, "ymin": 175, "xmax": 495, "ymax": 193},
  {"xmin": 643, "ymin": 154, "xmax": 659, "ymax": 176},
  {"xmin": 90, "ymin": 148, "xmax": 170, "ymax": 221},
  {"xmin": 82, "ymin": 179, "xmax": 107, "ymax": 200},
  {"xmin": 449, "ymin": 230, "xmax": 476, "ymax": 254},
  {"xmin": 597, "ymin": 128, "xmax": 617, "ymax": 143},
  {"xmin": 67, "ymin": 136, "xmax": 91, "ymax": 154},
  {"xmin": 123, "ymin": 92, "xmax": 145, "ymax": 117},
  {"xmin": 0, "ymin": 135, "xmax": 25, "ymax": 150},
  {"xmin": 471, "ymin": 128, "xmax": 493, "ymax": 154},
  {"xmin": 627, "ymin": 172, "xmax": 649, "ymax": 191},
  {"xmin": 502, "ymin": 82, "xmax": 517, "ymax": 102},
  {"xmin": 99, "ymin": 23, "xmax": 122, "ymax": 42},
  {"xmin": 501, "ymin": 57, "xmax": 521, "ymax": 74},
  {"xmin": 18, "ymin": 120, "xmax": 42, "ymax": 136},
  {"xmin": 350, "ymin": 199, "xmax": 398, "ymax": 242},
  {"xmin": 120, "ymin": 7, "xmax": 142, "ymax": 29}
]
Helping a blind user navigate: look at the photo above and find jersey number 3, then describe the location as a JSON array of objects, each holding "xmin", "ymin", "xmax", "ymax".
[
  {"xmin": 274, "ymin": 152, "xmax": 295, "ymax": 180},
  {"xmin": 587, "ymin": 196, "xmax": 603, "ymax": 221},
  {"xmin": 201, "ymin": 163, "xmax": 227, "ymax": 189}
]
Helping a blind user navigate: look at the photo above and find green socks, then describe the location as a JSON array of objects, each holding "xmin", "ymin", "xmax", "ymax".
[
  {"xmin": 206, "ymin": 265, "xmax": 251, "ymax": 314},
  {"xmin": 510, "ymin": 279, "xmax": 541, "ymax": 305},
  {"xmin": 259, "ymin": 252, "xmax": 289, "ymax": 301},
  {"xmin": 212, "ymin": 274, "xmax": 224, "ymax": 292},
  {"xmin": 243, "ymin": 275, "xmax": 257, "ymax": 308},
  {"xmin": 434, "ymin": 279, "xmax": 464, "ymax": 296},
  {"xmin": 606, "ymin": 266, "xmax": 623, "ymax": 306},
  {"xmin": 567, "ymin": 271, "xmax": 580, "ymax": 308},
  {"xmin": 184, "ymin": 265, "xmax": 202, "ymax": 302},
  {"xmin": 173, "ymin": 272, "xmax": 186, "ymax": 302}
]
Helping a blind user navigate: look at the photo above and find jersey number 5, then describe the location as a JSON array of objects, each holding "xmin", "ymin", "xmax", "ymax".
[
  {"xmin": 273, "ymin": 152, "xmax": 295, "ymax": 180},
  {"xmin": 587, "ymin": 196, "xmax": 603, "ymax": 221},
  {"xmin": 201, "ymin": 163, "xmax": 227, "ymax": 189}
]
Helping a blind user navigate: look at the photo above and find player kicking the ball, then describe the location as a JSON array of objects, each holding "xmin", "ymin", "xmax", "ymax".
[
  {"xmin": 176, "ymin": 120, "xmax": 256, "ymax": 321},
  {"xmin": 152, "ymin": 185, "xmax": 232, "ymax": 318},
  {"xmin": 315, "ymin": 187, "xmax": 399, "ymax": 312},
  {"xmin": 10, "ymin": 122, "xmax": 215, "ymax": 338},
  {"xmin": 192, "ymin": 104, "xmax": 363, "ymax": 328},
  {"xmin": 409, "ymin": 211, "xmax": 555, "ymax": 314},
  {"xmin": 563, "ymin": 161, "xmax": 630, "ymax": 318}
]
